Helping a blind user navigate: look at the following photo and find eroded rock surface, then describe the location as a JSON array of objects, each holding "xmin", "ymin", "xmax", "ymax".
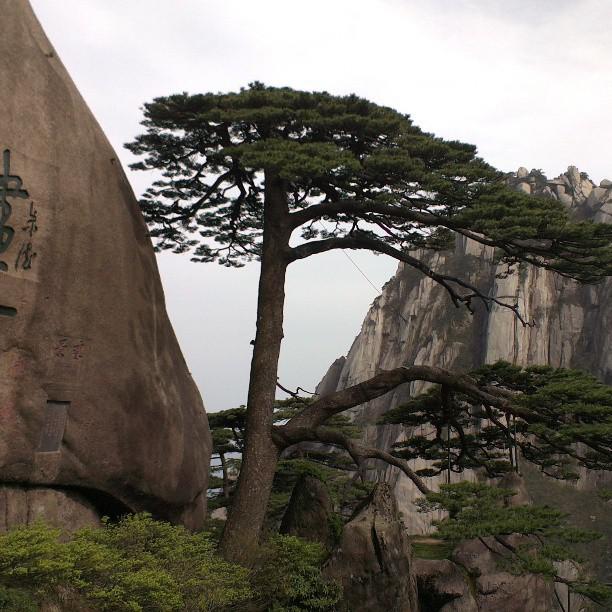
[
  {"xmin": 280, "ymin": 475, "xmax": 335, "ymax": 549},
  {"xmin": 451, "ymin": 537, "xmax": 554, "ymax": 612},
  {"xmin": 0, "ymin": 485, "xmax": 99, "ymax": 532},
  {"xmin": 324, "ymin": 483, "xmax": 418, "ymax": 612},
  {"xmin": 413, "ymin": 558, "xmax": 477, "ymax": 612},
  {"xmin": 0, "ymin": 1, "xmax": 211, "ymax": 529}
]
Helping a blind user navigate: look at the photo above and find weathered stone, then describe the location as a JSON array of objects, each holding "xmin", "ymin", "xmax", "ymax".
[
  {"xmin": 280, "ymin": 475, "xmax": 335, "ymax": 549},
  {"xmin": 516, "ymin": 167, "xmax": 529, "ymax": 179},
  {"xmin": 515, "ymin": 181, "xmax": 531, "ymax": 194},
  {"xmin": 0, "ymin": 1, "xmax": 211, "ymax": 529},
  {"xmin": 452, "ymin": 537, "xmax": 555, "ymax": 611},
  {"xmin": 600, "ymin": 179, "xmax": 612, "ymax": 188},
  {"xmin": 324, "ymin": 483, "xmax": 418, "ymax": 612},
  {"xmin": 0, "ymin": 485, "xmax": 99, "ymax": 532},
  {"xmin": 413, "ymin": 558, "xmax": 477, "ymax": 612},
  {"xmin": 210, "ymin": 507, "xmax": 228, "ymax": 521},
  {"xmin": 496, "ymin": 471, "xmax": 531, "ymax": 506}
]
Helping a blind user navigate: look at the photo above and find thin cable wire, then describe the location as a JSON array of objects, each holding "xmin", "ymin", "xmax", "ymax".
[
  {"xmin": 340, "ymin": 249, "xmax": 381, "ymax": 294},
  {"xmin": 315, "ymin": 219, "xmax": 409, "ymax": 322},
  {"xmin": 317, "ymin": 219, "xmax": 381, "ymax": 294}
]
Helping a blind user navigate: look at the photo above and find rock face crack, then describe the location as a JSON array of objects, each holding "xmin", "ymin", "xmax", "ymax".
[{"xmin": 370, "ymin": 520, "xmax": 387, "ymax": 574}]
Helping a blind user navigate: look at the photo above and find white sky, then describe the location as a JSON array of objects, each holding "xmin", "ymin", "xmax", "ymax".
[{"xmin": 29, "ymin": 0, "xmax": 612, "ymax": 411}]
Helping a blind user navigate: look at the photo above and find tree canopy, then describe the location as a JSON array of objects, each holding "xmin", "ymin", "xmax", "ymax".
[
  {"xmin": 382, "ymin": 362, "xmax": 612, "ymax": 482},
  {"xmin": 127, "ymin": 82, "xmax": 612, "ymax": 290}
]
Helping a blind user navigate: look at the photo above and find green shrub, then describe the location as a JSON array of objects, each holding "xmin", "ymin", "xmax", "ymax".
[
  {"xmin": 0, "ymin": 522, "xmax": 78, "ymax": 603},
  {"xmin": 0, "ymin": 515, "xmax": 252, "ymax": 611},
  {"xmin": 0, "ymin": 586, "xmax": 37, "ymax": 611},
  {"xmin": 254, "ymin": 535, "xmax": 340, "ymax": 612},
  {"xmin": 0, "ymin": 517, "xmax": 339, "ymax": 611}
]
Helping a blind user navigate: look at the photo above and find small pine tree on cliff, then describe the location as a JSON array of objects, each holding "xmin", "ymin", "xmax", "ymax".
[{"xmin": 127, "ymin": 83, "xmax": 612, "ymax": 563}]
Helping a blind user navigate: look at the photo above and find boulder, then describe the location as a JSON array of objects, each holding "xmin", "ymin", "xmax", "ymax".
[
  {"xmin": 0, "ymin": 485, "xmax": 99, "ymax": 532},
  {"xmin": 452, "ymin": 536, "xmax": 555, "ymax": 611},
  {"xmin": 324, "ymin": 483, "xmax": 418, "ymax": 612},
  {"xmin": 280, "ymin": 474, "xmax": 335, "ymax": 549},
  {"xmin": 516, "ymin": 167, "xmax": 529, "ymax": 179},
  {"xmin": 413, "ymin": 558, "xmax": 477, "ymax": 612},
  {"xmin": 0, "ymin": 1, "xmax": 211, "ymax": 529},
  {"xmin": 515, "ymin": 182, "xmax": 531, "ymax": 194}
]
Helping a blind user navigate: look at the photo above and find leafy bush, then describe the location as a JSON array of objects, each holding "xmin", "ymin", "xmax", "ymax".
[
  {"xmin": 0, "ymin": 586, "xmax": 37, "ymax": 611},
  {"xmin": 0, "ymin": 515, "xmax": 251, "ymax": 611},
  {"xmin": 254, "ymin": 535, "xmax": 340, "ymax": 612},
  {"xmin": 0, "ymin": 517, "xmax": 339, "ymax": 611},
  {"xmin": 0, "ymin": 522, "xmax": 78, "ymax": 605}
]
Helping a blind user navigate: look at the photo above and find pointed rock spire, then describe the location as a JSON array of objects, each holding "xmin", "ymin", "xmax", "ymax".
[{"xmin": 0, "ymin": 0, "xmax": 211, "ymax": 529}]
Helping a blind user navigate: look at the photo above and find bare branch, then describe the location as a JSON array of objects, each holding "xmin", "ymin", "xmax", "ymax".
[
  {"xmin": 284, "ymin": 364, "xmax": 521, "ymax": 432},
  {"xmin": 289, "ymin": 234, "xmax": 533, "ymax": 325},
  {"xmin": 272, "ymin": 425, "xmax": 431, "ymax": 494},
  {"xmin": 276, "ymin": 380, "xmax": 315, "ymax": 398}
]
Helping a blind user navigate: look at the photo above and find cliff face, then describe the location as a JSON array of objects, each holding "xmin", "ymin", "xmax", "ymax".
[{"xmin": 317, "ymin": 166, "xmax": 612, "ymax": 534}]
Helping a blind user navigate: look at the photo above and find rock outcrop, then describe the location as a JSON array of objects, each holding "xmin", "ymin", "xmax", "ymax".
[
  {"xmin": 450, "ymin": 536, "xmax": 555, "ymax": 612},
  {"xmin": 413, "ymin": 558, "xmax": 478, "ymax": 612},
  {"xmin": 414, "ymin": 538, "xmax": 559, "ymax": 612},
  {"xmin": 0, "ymin": 485, "xmax": 99, "ymax": 532},
  {"xmin": 0, "ymin": 0, "xmax": 211, "ymax": 530},
  {"xmin": 280, "ymin": 475, "xmax": 335, "ymax": 549},
  {"xmin": 324, "ymin": 483, "xmax": 419, "ymax": 612}
]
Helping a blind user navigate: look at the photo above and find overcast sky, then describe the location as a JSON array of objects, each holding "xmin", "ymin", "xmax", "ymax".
[{"xmin": 29, "ymin": 0, "xmax": 612, "ymax": 411}]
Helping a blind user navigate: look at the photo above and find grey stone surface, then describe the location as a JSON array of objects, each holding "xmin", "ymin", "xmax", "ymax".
[
  {"xmin": 0, "ymin": 0, "xmax": 211, "ymax": 529},
  {"xmin": 324, "ymin": 483, "xmax": 419, "ymax": 612},
  {"xmin": 280, "ymin": 475, "xmax": 335, "ymax": 549},
  {"xmin": 0, "ymin": 485, "xmax": 99, "ymax": 532},
  {"xmin": 452, "ymin": 537, "xmax": 555, "ymax": 611},
  {"xmin": 516, "ymin": 166, "xmax": 529, "ymax": 179},
  {"xmin": 413, "ymin": 558, "xmax": 477, "ymax": 612}
]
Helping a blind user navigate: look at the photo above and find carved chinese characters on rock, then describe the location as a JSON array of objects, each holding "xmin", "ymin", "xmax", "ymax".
[
  {"xmin": 50, "ymin": 336, "xmax": 87, "ymax": 383},
  {"xmin": 37, "ymin": 401, "xmax": 69, "ymax": 453},
  {"xmin": 15, "ymin": 201, "xmax": 38, "ymax": 270},
  {"xmin": 54, "ymin": 337, "xmax": 86, "ymax": 360},
  {"xmin": 0, "ymin": 149, "xmax": 37, "ymax": 273}
]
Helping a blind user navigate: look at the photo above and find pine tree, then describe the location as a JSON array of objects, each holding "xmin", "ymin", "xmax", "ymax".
[{"xmin": 127, "ymin": 83, "xmax": 612, "ymax": 563}]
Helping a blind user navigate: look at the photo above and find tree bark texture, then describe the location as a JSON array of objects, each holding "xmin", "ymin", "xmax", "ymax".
[{"xmin": 219, "ymin": 175, "xmax": 290, "ymax": 564}]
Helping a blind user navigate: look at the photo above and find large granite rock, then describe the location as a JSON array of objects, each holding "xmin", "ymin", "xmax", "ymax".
[
  {"xmin": 324, "ymin": 483, "xmax": 419, "ymax": 612},
  {"xmin": 0, "ymin": 485, "xmax": 99, "ymax": 532},
  {"xmin": 280, "ymin": 475, "xmax": 335, "ymax": 549},
  {"xmin": 0, "ymin": 1, "xmax": 211, "ymax": 529},
  {"xmin": 451, "ymin": 537, "xmax": 555, "ymax": 612},
  {"xmin": 413, "ymin": 558, "xmax": 477, "ymax": 612}
]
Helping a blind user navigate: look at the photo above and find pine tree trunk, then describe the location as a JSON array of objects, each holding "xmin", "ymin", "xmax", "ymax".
[{"xmin": 219, "ymin": 175, "xmax": 289, "ymax": 564}]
